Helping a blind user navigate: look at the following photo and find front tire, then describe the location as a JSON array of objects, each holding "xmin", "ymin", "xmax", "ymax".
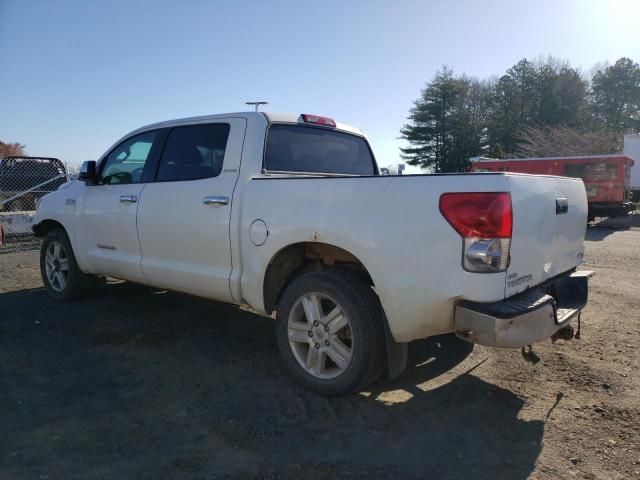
[
  {"xmin": 275, "ymin": 270, "xmax": 385, "ymax": 396},
  {"xmin": 40, "ymin": 228, "xmax": 102, "ymax": 301}
]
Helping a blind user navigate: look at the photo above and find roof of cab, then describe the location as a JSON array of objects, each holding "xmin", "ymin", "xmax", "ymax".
[{"xmin": 129, "ymin": 112, "xmax": 365, "ymax": 137}]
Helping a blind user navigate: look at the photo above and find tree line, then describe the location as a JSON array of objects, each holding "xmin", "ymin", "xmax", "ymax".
[
  {"xmin": 400, "ymin": 57, "xmax": 640, "ymax": 172},
  {"xmin": 0, "ymin": 141, "xmax": 26, "ymax": 158}
]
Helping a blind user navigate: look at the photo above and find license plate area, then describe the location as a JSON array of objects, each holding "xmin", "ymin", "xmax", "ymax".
[{"xmin": 544, "ymin": 271, "xmax": 591, "ymax": 324}]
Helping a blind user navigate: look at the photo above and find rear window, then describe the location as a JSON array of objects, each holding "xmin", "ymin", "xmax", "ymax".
[{"xmin": 264, "ymin": 124, "xmax": 376, "ymax": 175}]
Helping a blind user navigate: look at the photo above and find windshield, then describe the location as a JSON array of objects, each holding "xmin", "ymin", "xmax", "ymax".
[{"xmin": 264, "ymin": 124, "xmax": 376, "ymax": 175}]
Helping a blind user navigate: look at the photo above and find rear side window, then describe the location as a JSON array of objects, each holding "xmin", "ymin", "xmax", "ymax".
[
  {"xmin": 264, "ymin": 125, "xmax": 376, "ymax": 175},
  {"xmin": 156, "ymin": 123, "xmax": 230, "ymax": 182}
]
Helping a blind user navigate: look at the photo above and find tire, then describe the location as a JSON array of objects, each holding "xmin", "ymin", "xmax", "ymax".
[
  {"xmin": 40, "ymin": 228, "xmax": 104, "ymax": 301},
  {"xmin": 275, "ymin": 270, "xmax": 385, "ymax": 396}
]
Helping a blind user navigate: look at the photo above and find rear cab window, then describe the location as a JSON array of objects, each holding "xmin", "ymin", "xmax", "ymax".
[{"xmin": 264, "ymin": 124, "xmax": 377, "ymax": 176}]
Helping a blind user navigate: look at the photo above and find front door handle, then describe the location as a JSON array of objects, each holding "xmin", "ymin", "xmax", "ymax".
[
  {"xmin": 119, "ymin": 195, "xmax": 138, "ymax": 203},
  {"xmin": 203, "ymin": 196, "xmax": 229, "ymax": 206}
]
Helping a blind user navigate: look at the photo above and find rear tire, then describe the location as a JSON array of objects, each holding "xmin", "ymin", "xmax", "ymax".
[
  {"xmin": 40, "ymin": 228, "xmax": 104, "ymax": 301},
  {"xmin": 275, "ymin": 270, "xmax": 385, "ymax": 396}
]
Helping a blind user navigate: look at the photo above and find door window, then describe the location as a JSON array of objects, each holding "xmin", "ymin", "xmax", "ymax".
[
  {"xmin": 156, "ymin": 124, "xmax": 230, "ymax": 182},
  {"xmin": 99, "ymin": 131, "xmax": 158, "ymax": 185}
]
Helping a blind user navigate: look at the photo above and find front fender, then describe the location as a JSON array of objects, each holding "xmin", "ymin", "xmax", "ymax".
[{"xmin": 32, "ymin": 182, "xmax": 81, "ymax": 249}]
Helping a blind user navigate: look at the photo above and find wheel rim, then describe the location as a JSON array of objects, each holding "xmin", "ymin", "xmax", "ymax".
[
  {"xmin": 44, "ymin": 241, "xmax": 70, "ymax": 292},
  {"xmin": 287, "ymin": 292, "xmax": 354, "ymax": 380}
]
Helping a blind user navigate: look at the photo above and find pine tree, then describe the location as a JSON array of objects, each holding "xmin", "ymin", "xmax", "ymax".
[
  {"xmin": 400, "ymin": 67, "xmax": 490, "ymax": 172},
  {"xmin": 590, "ymin": 57, "xmax": 640, "ymax": 132},
  {"xmin": 401, "ymin": 56, "xmax": 639, "ymax": 169}
]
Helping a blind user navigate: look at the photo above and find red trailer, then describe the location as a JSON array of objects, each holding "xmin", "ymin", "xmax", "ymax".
[{"xmin": 470, "ymin": 155, "xmax": 635, "ymax": 220}]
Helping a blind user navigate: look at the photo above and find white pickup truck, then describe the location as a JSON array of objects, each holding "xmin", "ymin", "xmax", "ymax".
[{"xmin": 33, "ymin": 112, "xmax": 592, "ymax": 395}]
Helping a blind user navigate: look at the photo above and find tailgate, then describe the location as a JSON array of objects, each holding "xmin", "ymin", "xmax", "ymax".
[{"xmin": 505, "ymin": 174, "xmax": 587, "ymax": 297}]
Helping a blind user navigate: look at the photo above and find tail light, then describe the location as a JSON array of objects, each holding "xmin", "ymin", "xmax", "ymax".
[{"xmin": 439, "ymin": 192, "xmax": 512, "ymax": 273}]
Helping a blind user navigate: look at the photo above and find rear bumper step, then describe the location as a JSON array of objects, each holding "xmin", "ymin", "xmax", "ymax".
[{"xmin": 455, "ymin": 270, "xmax": 593, "ymax": 348}]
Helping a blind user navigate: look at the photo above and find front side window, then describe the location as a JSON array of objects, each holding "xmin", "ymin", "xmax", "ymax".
[
  {"xmin": 99, "ymin": 131, "xmax": 158, "ymax": 185},
  {"xmin": 156, "ymin": 123, "xmax": 230, "ymax": 182},
  {"xmin": 264, "ymin": 125, "xmax": 376, "ymax": 175}
]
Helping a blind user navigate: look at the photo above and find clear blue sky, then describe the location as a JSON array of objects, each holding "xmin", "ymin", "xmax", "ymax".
[{"xmin": 1, "ymin": 0, "xmax": 639, "ymax": 170}]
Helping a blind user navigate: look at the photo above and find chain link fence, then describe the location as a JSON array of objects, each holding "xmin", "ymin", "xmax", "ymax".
[{"xmin": 0, "ymin": 156, "xmax": 68, "ymax": 252}]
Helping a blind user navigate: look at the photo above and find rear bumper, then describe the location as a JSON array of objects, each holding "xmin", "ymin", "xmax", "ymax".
[{"xmin": 454, "ymin": 270, "xmax": 593, "ymax": 348}]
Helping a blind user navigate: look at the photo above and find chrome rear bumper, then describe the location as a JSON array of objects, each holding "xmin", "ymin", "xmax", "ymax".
[{"xmin": 455, "ymin": 270, "xmax": 593, "ymax": 348}]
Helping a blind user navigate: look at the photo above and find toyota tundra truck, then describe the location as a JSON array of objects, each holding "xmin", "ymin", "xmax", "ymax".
[{"xmin": 32, "ymin": 112, "xmax": 593, "ymax": 395}]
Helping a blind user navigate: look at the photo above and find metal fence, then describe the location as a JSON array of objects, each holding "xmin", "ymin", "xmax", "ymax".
[{"xmin": 0, "ymin": 156, "xmax": 68, "ymax": 252}]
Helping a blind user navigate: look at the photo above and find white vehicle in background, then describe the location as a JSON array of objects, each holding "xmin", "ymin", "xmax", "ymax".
[
  {"xmin": 624, "ymin": 133, "xmax": 640, "ymax": 202},
  {"xmin": 32, "ymin": 112, "xmax": 593, "ymax": 395}
]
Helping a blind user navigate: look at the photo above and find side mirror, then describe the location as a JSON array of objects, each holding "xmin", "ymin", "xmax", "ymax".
[{"xmin": 79, "ymin": 161, "xmax": 97, "ymax": 184}]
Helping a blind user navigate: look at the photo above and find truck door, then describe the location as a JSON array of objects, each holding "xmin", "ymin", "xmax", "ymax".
[
  {"xmin": 136, "ymin": 118, "xmax": 246, "ymax": 302},
  {"xmin": 75, "ymin": 130, "xmax": 162, "ymax": 282}
]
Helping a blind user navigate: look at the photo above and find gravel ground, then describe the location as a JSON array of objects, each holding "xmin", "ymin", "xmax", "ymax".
[{"xmin": 0, "ymin": 220, "xmax": 639, "ymax": 479}]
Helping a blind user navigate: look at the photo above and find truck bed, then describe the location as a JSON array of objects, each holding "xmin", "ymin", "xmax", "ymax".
[{"xmin": 238, "ymin": 172, "xmax": 587, "ymax": 343}]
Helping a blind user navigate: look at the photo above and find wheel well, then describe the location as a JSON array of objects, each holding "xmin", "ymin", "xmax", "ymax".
[
  {"xmin": 263, "ymin": 242, "xmax": 374, "ymax": 314},
  {"xmin": 33, "ymin": 219, "xmax": 65, "ymax": 238}
]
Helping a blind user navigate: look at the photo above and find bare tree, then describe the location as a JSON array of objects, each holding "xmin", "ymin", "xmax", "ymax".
[
  {"xmin": 0, "ymin": 141, "xmax": 27, "ymax": 158},
  {"xmin": 512, "ymin": 125, "xmax": 622, "ymax": 158}
]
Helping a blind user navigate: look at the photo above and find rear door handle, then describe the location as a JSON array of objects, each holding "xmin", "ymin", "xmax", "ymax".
[
  {"xmin": 203, "ymin": 196, "xmax": 229, "ymax": 206},
  {"xmin": 119, "ymin": 195, "xmax": 138, "ymax": 203}
]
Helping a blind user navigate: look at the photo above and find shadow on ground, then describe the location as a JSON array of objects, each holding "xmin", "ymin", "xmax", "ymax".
[
  {"xmin": 0, "ymin": 282, "xmax": 543, "ymax": 479},
  {"xmin": 586, "ymin": 212, "xmax": 640, "ymax": 241},
  {"xmin": 586, "ymin": 224, "xmax": 628, "ymax": 241}
]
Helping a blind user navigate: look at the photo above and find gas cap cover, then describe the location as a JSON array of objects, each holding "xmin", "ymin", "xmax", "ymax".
[{"xmin": 249, "ymin": 219, "xmax": 268, "ymax": 246}]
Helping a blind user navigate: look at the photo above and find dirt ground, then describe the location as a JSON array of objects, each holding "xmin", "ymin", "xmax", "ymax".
[{"xmin": 1, "ymin": 220, "xmax": 639, "ymax": 480}]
